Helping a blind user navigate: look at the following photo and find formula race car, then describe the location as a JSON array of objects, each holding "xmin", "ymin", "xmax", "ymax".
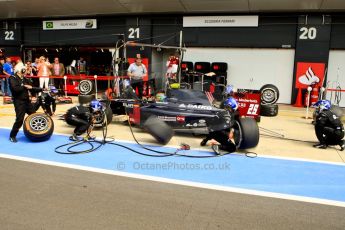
[{"xmin": 109, "ymin": 87, "xmax": 260, "ymax": 149}]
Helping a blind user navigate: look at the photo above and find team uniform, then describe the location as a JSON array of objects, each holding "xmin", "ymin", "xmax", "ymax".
[
  {"xmin": 166, "ymin": 56, "xmax": 179, "ymax": 82},
  {"xmin": 34, "ymin": 86, "xmax": 57, "ymax": 116},
  {"xmin": 200, "ymin": 97, "xmax": 238, "ymax": 153},
  {"xmin": 9, "ymin": 69, "xmax": 42, "ymax": 142},
  {"xmin": 313, "ymin": 100, "xmax": 345, "ymax": 150},
  {"xmin": 65, "ymin": 100, "xmax": 102, "ymax": 140}
]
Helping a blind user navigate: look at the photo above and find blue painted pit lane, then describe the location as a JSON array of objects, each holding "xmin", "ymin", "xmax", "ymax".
[{"xmin": 0, "ymin": 128, "xmax": 344, "ymax": 203}]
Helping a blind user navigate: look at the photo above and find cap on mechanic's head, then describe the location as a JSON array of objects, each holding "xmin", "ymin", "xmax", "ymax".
[
  {"xmin": 15, "ymin": 66, "xmax": 26, "ymax": 75},
  {"xmin": 313, "ymin": 100, "xmax": 331, "ymax": 112},
  {"xmin": 224, "ymin": 97, "xmax": 238, "ymax": 111},
  {"xmin": 90, "ymin": 99, "xmax": 103, "ymax": 112},
  {"xmin": 49, "ymin": 85, "xmax": 59, "ymax": 94}
]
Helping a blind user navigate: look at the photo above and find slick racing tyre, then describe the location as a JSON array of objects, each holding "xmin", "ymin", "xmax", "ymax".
[
  {"xmin": 233, "ymin": 117, "xmax": 259, "ymax": 149},
  {"xmin": 78, "ymin": 94, "xmax": 95, "ymax": 105},
  {"xmin": 23, "ymin": 113, "xmax": 54, "ymax": 142},
  {"xmin": 78, "ymin": 80, "xmax": 94, "ymax": 95},
  {"xmin": 143, "ymin": 116, "xmax": 174, "ymax": 145},
  {"xmin": 93, "ymin": 105, "xmax": 113, "ymax": 128},
  {"xmin": 260, "ymin": 84, "xmax": 279, "ymax": 105},
  {"xmin": 260, "ymin": 104, "xmax": 279, "ymax": 117}
]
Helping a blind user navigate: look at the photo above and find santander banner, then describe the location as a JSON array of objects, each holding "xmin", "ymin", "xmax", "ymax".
[{"xmin": 295, "ymin": 62, "xmax": 325, "ymax": 89}]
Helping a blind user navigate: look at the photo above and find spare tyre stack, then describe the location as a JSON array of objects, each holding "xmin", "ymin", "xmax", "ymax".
[
  {"xmin": 78, "ymin": 80, "xmax": 96, "ymax": 105},
  {"xmin": 259, "ymin": 84, "xmax": 279, "ymax": 117}
]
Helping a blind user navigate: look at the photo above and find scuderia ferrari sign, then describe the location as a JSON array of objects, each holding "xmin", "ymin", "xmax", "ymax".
[{"xmin": 43, "ymin": 19, "xmax": 97, "ymax": 30}]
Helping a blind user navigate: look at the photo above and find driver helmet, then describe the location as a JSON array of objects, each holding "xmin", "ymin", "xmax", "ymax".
[
  {"xmin": 90, "ymin": 99, "xmax": 103, "ymax": 112},
  {"xmin": 224, "ymin": 97, "xmax": 238, "ymax": 111},
  {"xmin": 313, "ymin": 100, "xmax": 331, "ymax": 112},
  {"xmin": 156, "ymin": 93, "xmax": 167, "ymax": 102},
  {"xmin": 123, "ymin": 79, "xmax": 130, "ymax": 88}
]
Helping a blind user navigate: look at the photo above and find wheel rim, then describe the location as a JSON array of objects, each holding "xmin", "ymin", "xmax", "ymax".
[
  {"xmin": 261, "ymin": 88, "xmax": 277, "ymax": 104},
  {"xmin": 94, "ymin": 112, "xmax": 104, "ymax": 124},
  {"xmin": 79, "ymin": 81, "xmax": 92, "ymax": 94},
  {"xmin": 30, "ymin": 115, "xmax": 49, "ymax": 131},
  {"xmin": 233, "ymin": 120, "xmax": 243, "ymax": 149}
]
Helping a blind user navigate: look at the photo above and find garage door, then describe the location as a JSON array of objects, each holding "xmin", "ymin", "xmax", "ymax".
[
  {"xmin": 326, "ymin": 50, "xmax": 345, "ymax": 107},
  {"xmin": 184, "ymin": 48, "xmax": 295, "ymax": 104}
]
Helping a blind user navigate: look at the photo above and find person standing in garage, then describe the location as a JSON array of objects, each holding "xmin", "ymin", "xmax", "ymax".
[
  {"xmin": 37, "ymin": 56, "xmax": 51, "ymax": 90},
  {"xmin": 2, "ymin": 57, "xmax": 13, "ymax": 97},
  {"xmin": 127, "ymin": 57, "xmax": 147, "ymax": 98},
  {"xmin": 313, "ymin": 100, "xmax": 345, "ymax": 150},
  {"xmin": 9, "ymin": 67, "xmax": 42, "ymax": 143},
  {"xmin": 0, "ymin": 57, "xmax": 4, "ymax": 95},
  {"xmin": 51, "ymin": 57, "xmax": 65, "ymax": 90}
]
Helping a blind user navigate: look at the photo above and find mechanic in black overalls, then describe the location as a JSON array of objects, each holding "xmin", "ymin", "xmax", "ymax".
[
  {"xmin": 34, "ymin": 85, "xmax": 57, "ymax": 116},
  {"xmin": 65, "ymin": 99, "xmax": 102, "ymax": 141},
  {"xmin": 9, "ymin": 67, "xmax": 42, "ymax": 143},
  {"xmin": 200, "ymin": 97, "xmax": 238, "ymax": 153},
  {"xmin": 313, "ymin": 100, "xmax": 345, "ymax": 150}
]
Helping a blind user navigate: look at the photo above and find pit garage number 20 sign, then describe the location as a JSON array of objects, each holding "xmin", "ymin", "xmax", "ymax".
[{"xmin": 295, "ymin": 62, "xmax": 325, "ymax": 89}]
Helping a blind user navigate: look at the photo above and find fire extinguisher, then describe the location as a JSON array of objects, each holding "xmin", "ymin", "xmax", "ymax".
[
  {"xmin": 304, "ymin": 86, "xmax": 313, "ymax": 107},
  {"xmin": 142, "ymin": 81, "xmax": 147, "ymax": 96},
  {"xmin": 148, "ymin": 83, "xmax": 152, "ymax": 96},
  {"xmin": 310, "ymin": 85, "xmax": 319, "ymax": 106},
  {"xmin": 304, "ymin": 91, "xmax": 310, "ymax": 107}
]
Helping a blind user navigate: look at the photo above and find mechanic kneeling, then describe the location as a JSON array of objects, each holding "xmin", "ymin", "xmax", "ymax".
[
  {"xmin": 9, "ymin": 67, "xmax": 43, "ymax": 143},
  {"xmin": 34, "ymin": 85, "xmax": 58, "ymax": 116},
  {"xmin": 65, "ymin": 99, "xmax": 103, "ymax": 141},
  {"xmin": 200, "ymin": 97, "xmax": 238, "ymax": 153},
  {"xmin": 313, "ymin": 100, "xmax": 345, "ymax": 150}
]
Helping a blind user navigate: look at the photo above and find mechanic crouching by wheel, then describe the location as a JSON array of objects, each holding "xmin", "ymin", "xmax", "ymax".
[
  {"xmin": 200, "ymin": 97, "xmax": 239, "ymax": 154},
  {"xmin": 34, "ymin": 85, "xmax": 58, "ymax": 116},
  {"xmin": 313, "ymin": 100, "xmax": 345, "ymax": 150},
  {"xmin": 65, "ymin": 99, "xmax": 103, "ymax": 141},
  {"xmin": 9, "ymin": 67, "xmax": 43, "ymax": 143}
]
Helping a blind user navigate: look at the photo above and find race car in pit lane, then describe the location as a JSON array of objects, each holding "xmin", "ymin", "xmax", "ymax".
[{"xmin": 107, "ymin": 87, "xmax": 260, "ymax": 149}]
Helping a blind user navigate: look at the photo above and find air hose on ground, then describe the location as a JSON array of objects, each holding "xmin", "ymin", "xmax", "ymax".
[{"xmin": 55, "ymin": 107, "xmax": 255, "ymax": 158}]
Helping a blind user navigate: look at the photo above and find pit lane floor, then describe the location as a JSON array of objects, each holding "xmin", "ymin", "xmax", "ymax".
[
  {"xmin": 1, "ymin": 98, "xmax": 344, "ymax": 163},
  {"xmin": 1, "ymin": 98, "xmax": 345, "ymax": 229}
]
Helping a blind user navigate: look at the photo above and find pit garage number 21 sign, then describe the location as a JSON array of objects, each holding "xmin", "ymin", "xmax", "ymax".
[{"xmin": 295, "ymin": 62, "xmax": 325, "ymax": 89}]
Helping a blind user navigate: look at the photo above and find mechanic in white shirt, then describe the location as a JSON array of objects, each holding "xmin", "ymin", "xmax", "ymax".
[{"xmin": 127, "ymin": 57, "xmax": 147, "ymax": 98}]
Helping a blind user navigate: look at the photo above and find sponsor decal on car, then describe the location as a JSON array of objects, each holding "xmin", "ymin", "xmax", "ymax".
[
  {"xmin": 186, "ymin": 123, "xmax": 199, "ymax": 127},
  {"xmin": 179, "ymin": 104, "xmax": 213, "ymax": 110},
  {"xmin": 158, "ymin": 116, "xmax": 176, "ymax": 122},
  {"xmin": 237, "ymin": 98, "xmax": 259, "ymax": 103},
  {"xmin": 123, "ymin": 103, "xmax": 134, "ymax": 108},
  {"xmin": 176, "ymin": 116, "xmax": 185, "ymax": 123}
]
